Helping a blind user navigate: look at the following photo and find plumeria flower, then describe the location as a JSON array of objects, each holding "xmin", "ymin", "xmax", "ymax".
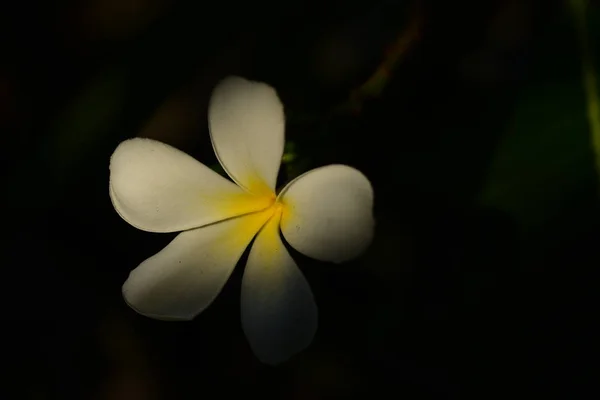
[{"xmin": 109, "ymin": 76, "xmax": 375, "ymax": 365}]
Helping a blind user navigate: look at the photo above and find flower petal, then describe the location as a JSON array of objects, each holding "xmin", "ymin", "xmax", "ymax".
[
  {"xmin": 241, "ymin": 209, "xmax": 317, "ymax": 365},
  {"xmin": 122, "ymin": 209, "xmax": 275, "ymax": 321},
  {"xmin": 279, "ymin": 164, "xmax": 375, "ymax": 263},
  {"xmin": 109, "ymin": 138, "xmax": 273, "ymax": 233},
  {"xmin": 208, "ymin": 76, "xmax": 285, "ymax": 196}
]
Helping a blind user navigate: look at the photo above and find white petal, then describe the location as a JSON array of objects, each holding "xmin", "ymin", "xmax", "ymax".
[
  {"xmin": 122, "ymin": 209, "xmax": 275, "ymax": 321},
  {"xmin": 208, "ymin": 76, "xmax": 285, "ymax": 196},
  {"xmin": 109, "ymin": 138, "xmax": 273, "ymax": 233},
  {"xmin": 241, "ymin": 209, "xmax": 317, "ymax": 365},
  {"xmin": 279, "ymin": 165, "xmax": 375, "ymax": 263}
]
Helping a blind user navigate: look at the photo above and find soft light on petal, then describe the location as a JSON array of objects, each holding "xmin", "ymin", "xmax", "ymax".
[
  {"xmin": 208, "ymin": 76, "xmax": 285, "ymax": 196},
  {"xmin": 279, "ymin": 165, "xmax": 375, "ymax": 263},
  {"xmin": 241, "ymin": 208, "xmax": 317, "ymax": 365},
  {"xmin": 122, "ymin": 208, "xmax": 275, "ymax": 321},
  {"xmin": 110, "ymin": 138, "xmax": 273, "ymax": 233}
]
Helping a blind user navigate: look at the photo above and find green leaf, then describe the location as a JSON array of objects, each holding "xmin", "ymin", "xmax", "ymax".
[
  {"xmin": 479, "ymin": 7, "xmax": 600, "ymax": 238},
  {"xmin": 570, "ymin": 0, "xmax": 600, "ymax": 179}
]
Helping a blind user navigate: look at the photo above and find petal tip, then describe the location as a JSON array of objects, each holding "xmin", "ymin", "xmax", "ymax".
[
  {"xmin": 208, "ymin": 75, "xmax": 285, "ymax": 193},
  {"xmin": 121, "ymin": 284, "xmax": 195, "ymax": 322}
]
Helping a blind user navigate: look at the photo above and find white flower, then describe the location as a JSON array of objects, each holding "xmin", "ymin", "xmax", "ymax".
[{"xmin": 109, "ymin": 76, "xmax": 375, "ymax": 365}]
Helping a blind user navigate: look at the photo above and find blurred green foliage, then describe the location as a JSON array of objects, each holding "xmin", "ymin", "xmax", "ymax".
[{"xmin": 480, "ymin": 0, "xmax": 599, "ymax": 244}]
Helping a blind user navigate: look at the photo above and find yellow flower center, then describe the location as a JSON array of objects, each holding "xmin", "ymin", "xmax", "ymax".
[
  {"xmin": 261, "ymin": 193, "xmax": 286, "ymax": 223},
  {"xmin": 258, "ymin": 192, "xmax": 287, "ymax": 228}
]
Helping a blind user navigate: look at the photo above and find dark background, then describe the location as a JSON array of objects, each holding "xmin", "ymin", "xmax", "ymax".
[{"xmin": 3, "ymin": 0, "xmax": 597, "ymax": 398}]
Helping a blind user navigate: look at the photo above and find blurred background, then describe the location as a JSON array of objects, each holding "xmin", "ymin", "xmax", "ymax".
[{"xmin": 3, "ymin": 0, "xmax": 598, "ymax": 398}]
